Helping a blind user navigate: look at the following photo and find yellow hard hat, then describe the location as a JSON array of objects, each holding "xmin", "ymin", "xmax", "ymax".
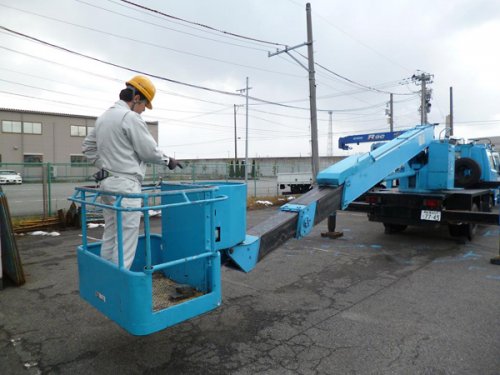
[{"xmin": 126, "ymin": 75, "xmax": 156, "ymax": 109}]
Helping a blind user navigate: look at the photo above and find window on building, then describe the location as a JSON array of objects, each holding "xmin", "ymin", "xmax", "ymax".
[
  {"xmin": 24, "ymin": 154, "xmax": 43, "ymax": 163},
  {"xmin": 70, "ymin": 155, "xmax": 87, "ymax": 165},
  {"xmin": 23, "ymin": 122, "xmax": 42, "ymax": 134},
  {"xmin": 70, "ymin": 125, "xmax": 88, "ymax": 137},
  {"xmin": 2, "ymin": 121, "xmax": 43, "ymax": 134},
  {"xmin": 2, "ymin": 120, "xmax": 22, "ymax": 133}
]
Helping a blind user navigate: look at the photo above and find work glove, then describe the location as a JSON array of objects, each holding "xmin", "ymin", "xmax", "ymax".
[{"xmin": 167, "ymin": 157, "xmax": 183, "ymax": 170}]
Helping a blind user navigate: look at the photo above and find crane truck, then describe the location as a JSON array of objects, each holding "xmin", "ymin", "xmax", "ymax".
[
  {"xmin": 340, "ymin": 131, "xmax": 500, "ymax": 240},
  {"xmin": 70, "ymin": 123, "xmax": 500, "ymax": 335}
]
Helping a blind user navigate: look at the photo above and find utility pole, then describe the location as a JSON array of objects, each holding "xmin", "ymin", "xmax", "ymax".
[
  {"xmin": 268, "ymin": 2, "xmax": 319, "ymax": 183},
  {"xmin": 244, "ymin": 77, "xmax": 249, "ymax": 185},
  {"xmin": 449, "ymin": 86, "xmax": 454, "ymax": 136},
  {"xmin": 306, "ymin": 3, "xmax": 319, "ymax": 182},
  {"xmin": 421, "ymin": 78, "xmax": 427, "ymax": 124},
  {"xmin": 412, "ymin": 71, "xmax": 433, "ymax": 125},
  {"xmin": 234, "ymin": 104, "xmax": 238, "ymax": 165},
  {"xmin": 237, "ymin": 78, "xmax": 251, "ymax": 185},
  {"xmin": 327, "ymin": 111, "xmax": 333, "ymax": 156},
  {"xmin": 233, "ymin": 104, "xmax": 239, "ymax": 166},
  {"xmin": 389, "ymin": 93, "xmax": 394, "ymax": 132}
]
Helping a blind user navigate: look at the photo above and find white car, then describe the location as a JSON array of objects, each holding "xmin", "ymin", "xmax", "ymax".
[{"xmin": 0, "ymin": 170, "xmax": 23, "ymax": 184}]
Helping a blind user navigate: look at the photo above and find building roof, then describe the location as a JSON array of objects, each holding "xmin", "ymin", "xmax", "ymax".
[
  {"xmin": 0, "ymin": 107, "xmax": 97, "ymax": 119},
  {"xmin": 0, "ymin": 108, "xmax": 158, "ymax": 125}
]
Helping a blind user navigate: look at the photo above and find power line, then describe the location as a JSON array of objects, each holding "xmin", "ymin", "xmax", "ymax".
[
  {"xmin": 251, "ymin": 94, "xmax": 392, "ymax": 113},
  {"xmin": 167, "ymin": 117, "xmax": 500, "ymax": 152},
  {"xmin": 0, "ymin": 69, "xmax": 232, "ymax": 115},
  {"xmin": 163, "ymin": 116, "xmax": 306, "ymax": 135},
  {"xmin": 294, "ymin": 51, "xmax": 414, "ymax": 96},
  {"xmin": 303, "ymin": 2, "xmax": 412, "ymax": 73},
  {"xmin": 117, "ymin": 0, "xmax": 287, "ymax": 47},
  {"xmin": 0, "ymin": 27, "xmax": 244, "ymax": 96},
  {"xmin": 0, "ymin": 47, "xmax": 235, "ymax": 109},
  {"xmin": 0, "ymin": 41, "xmax": 307, "ymax": 114},
  {"xmin": 0, "ymin": 64, "xmax": 414, "ymax": 130},
  {"xmin": 0, "ymin": 90, "xmax": 104, "ymax": 111},
  {"xmin": 76, "ymin": 0, "xmax": 270, "ymax": 52},
  {"xmin": 0, "ymin": 43, "xmax": 127, "ymax": 84},
  {"xmin": 0, "ymin": 3, "xmax": 303, "ymax": 79},
  {"xmin": 0, "ymin": 81, "xmax": 233, "ymax": 120},
  {"xmin": 175, "ymin": 119, "xmax": 500, "ymax": 150},
  {"xmin": 249, "ymin": 108, "xmax": 310, "ymax": 121},
  {"xmin": 103, "ymin": 0, "xmax": 271, "ymax": 51},
  {"xmin": 165, "ymin": 137, "xmax": 235, "ymax": 148},
  {"xmin": 0, "ymin": 27, "xmax": 315, "ymax": 110},
  {"xmin": 109, "ymin": 0, "xmax": 415, "ymax": 103},
  {"xmin": 0, "ymin": 77, "xmax": 106, "ymax": 102},
  {"xmin": 175, "ymin": 106, "xmax": 232, "ymax": 121},
  {"xmin": 248, "ymin": 114, "xmax": 307, "ymax": 130},
  {"xmin": 0, "ymin": 87, "xmax": 311, "ymax": 137},
  {"xmin": 314, "ymin": 72, "xmax": 407, "ymax": 97},
  {"xmin": 454, "ymin": 120, "xmax": 500, "ymax": 125},
  {"xmin": 0, "ymin": 26, "xmax": 419, "ymax": 115}
]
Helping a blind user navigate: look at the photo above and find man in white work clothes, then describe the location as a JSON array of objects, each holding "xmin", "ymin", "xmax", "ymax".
[{"xmin": 83, "ymin": 75, "xmax": 182, "ymax": 269}]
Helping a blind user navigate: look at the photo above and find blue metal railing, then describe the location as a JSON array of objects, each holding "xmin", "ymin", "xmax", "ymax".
[{"xmin": 69, "ymin": 184, "xmax": 227, "ymax": 270}]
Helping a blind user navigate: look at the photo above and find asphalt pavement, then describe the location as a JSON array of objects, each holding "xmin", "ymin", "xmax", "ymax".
[{"xmin": 1, "ymin": 208, "xmax": 499, "ymax": 374}]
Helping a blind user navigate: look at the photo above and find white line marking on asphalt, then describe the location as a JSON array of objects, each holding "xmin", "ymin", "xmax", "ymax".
[
  {"xmin": 310, "ymin": 247, "xmax": 330, "ymax": 252},
  {"xmin": 78, "ymin": 234, "xmax": 101, "ymax": 241}
]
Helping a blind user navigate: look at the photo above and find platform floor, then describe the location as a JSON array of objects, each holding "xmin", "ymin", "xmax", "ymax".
[
  {"xmin": 1, "ymin": 209, "xmax": 499, "ymax": 374},
  {"xmin": 152, "ymin": 274, "xmax": 203, "ymax": 311}
]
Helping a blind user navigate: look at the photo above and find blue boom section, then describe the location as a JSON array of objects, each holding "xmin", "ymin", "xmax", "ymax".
[
  {"xmin": 317, "ymin": 124, "xmax": 436, "ymax": 209},
  {"xmin": 338, "ymin": 130, "xmax": 405, "ymax": 150}
]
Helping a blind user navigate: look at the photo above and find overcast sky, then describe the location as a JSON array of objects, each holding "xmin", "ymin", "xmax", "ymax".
[{"xmin": 1, "ymin": 0, "xmax": 499, "ymax": 159}]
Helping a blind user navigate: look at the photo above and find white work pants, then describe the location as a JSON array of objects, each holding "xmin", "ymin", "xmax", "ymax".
[{"xmin": 100, "ymin": 176, "xmax": 142, "ymax": 269}]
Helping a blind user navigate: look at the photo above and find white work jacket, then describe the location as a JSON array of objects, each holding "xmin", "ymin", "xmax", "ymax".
[{"xmin": 82, "ymin": 100, "xmax": 168, "ymax": 182}]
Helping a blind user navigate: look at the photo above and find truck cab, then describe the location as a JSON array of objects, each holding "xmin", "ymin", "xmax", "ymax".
[
  {"xmin": 455, "ymin": 142, "xmax": 499, "ymax": 184},
  {"xmin": 492, "ymin": 151, "xmax": 500, "ymax": 173}
]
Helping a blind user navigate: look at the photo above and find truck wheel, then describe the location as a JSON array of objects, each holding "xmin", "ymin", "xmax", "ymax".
[
  {"xmin": 454, "ymin": 158, "xmax": 481, "ymax": 187},
  {"xmin": 486, "ymin": 194, "xmax": 494, "ymax": 211},
  {"xmin": 448, "ymin": 203, "xmax": 479, "ymax": 240},
  {"xmin": 383, "ymin": 223, "xmax": 407, "ymax": 234},
  {"xmin": 448, "ymin": 224, "xmax": 462, "ymax": 237},
  {"xmin": 465, "ymin": 203, "xmax": 479, "ymax": 241}
]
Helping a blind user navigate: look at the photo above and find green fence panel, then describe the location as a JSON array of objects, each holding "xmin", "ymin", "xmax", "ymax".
[{"xmin": 1, "ymin": 158, "xmax": 345, "ymax": 217}]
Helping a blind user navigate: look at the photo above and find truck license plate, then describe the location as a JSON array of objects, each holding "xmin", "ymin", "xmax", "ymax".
[{"xmin": 420, "ymin": 210, "xmax": 441, "ymax": 221}]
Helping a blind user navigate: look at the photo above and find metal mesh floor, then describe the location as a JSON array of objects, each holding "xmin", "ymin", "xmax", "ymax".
[{"xmin": 152, "ymin": 274, "xmax": 203, "ymax": 311}]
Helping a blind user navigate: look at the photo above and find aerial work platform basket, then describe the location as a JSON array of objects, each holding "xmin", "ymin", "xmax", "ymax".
[{"xmin": 69, "ymin": 182, "xmax": 246, "ymax": 336}]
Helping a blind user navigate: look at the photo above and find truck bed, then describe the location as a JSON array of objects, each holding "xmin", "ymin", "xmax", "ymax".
[{"xmin": 348, "ymin": 188, "xmax": 499, "ymax": 226}]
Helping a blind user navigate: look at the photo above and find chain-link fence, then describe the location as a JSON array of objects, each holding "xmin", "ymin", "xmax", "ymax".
[{"xmin": 1, "ymin": 157, "xmax": 343, "ymax": 217}]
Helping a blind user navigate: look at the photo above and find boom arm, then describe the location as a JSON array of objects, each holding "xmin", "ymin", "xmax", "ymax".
[
  {"xmin": 318, "ymin": 124, "xmax": 435, "ymax": 209},
  {"xmin": 338, "ymin": 130, "xmax": 405, "ymax": 150},
  {"xmin": 230, "ymin": 125, "xmax": 436, "ymax": 271}
]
